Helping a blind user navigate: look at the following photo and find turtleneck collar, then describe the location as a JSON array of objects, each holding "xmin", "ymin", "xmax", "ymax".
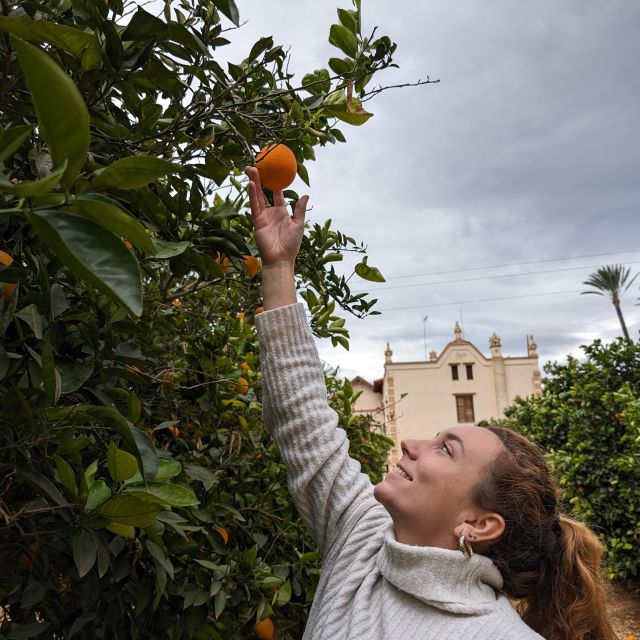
[{"xmin": 377, "ymin": 523, "xmax": 504, "ymax": 615}]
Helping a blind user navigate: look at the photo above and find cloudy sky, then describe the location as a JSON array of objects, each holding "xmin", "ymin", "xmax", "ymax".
[{"xmin": 225, "ymin": 0, "xmax": 640, "ymax": 381}]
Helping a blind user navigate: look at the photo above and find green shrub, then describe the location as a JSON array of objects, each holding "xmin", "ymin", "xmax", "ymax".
[
  {"xmin": 0, "ymin": 0, "xmax": 402, "ymax": 636},
  {"xmin": 504, "ymin": 338, "xmax": 640, "ymax": 579}
]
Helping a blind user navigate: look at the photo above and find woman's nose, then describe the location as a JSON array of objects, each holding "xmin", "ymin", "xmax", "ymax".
[{"xmin": 401, "ymin": 440, "xmax": 419, "ymax": 459}]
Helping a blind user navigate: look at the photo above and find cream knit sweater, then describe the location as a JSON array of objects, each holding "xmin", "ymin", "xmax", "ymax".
[{"xmin": 256, "ymin": 303, "xmax": 544, "ymax": 640}]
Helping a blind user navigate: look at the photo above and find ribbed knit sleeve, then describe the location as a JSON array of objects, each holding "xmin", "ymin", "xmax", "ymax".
[{"xmin": 255, "ymin": 303, "xmax": 376, "ymax": 557}]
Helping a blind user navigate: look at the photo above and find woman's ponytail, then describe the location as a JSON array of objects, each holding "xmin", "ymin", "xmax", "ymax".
[
  {"xmin": 474, "ymin": 427, "xmax": 616, "ymax": 640},
  {"xmin": 523, "ymin": 515, "xmax": 616, "ymax": 640}
]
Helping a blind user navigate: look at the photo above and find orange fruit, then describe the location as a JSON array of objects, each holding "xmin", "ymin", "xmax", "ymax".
[
  {"xmin": 215, "ymin": 252, "xmax": 230, "ymax": 272},
  {"xmin": 243, "ymin": 255, "xmax": 261, "ymax": 277},
  {"xmin": 171, "ymin": 298, "xmax": 182, "ymax": 308},
  {"xmin": 253, "ymin": 618, "xmax": 275, "ymax": 640},
  {"xmin": 0, "ymin": 250, "xmax": 16, "ymax": 299},
  {"xmin": 255, "ymin": 143, "xmax": 297, "ymax": 190},
  {"xmin": 162, "ymin": 371, "xmax": 175, "ymax": 390},
  {"xmin": 168, "ymin": 425, "xmax": 182, "ymax": 438},
  {"xmin": 237, "ymin": 377, "xmax": 249, "ymax": 395},
  {"xmin": 123, "ymin": 239, "xmax": 133, "ymax": 250},
  {"xmin": 214, "ymin": 526, "xmax": 229, "ymax": 545},
  {"xmin": 240, "ymin": 361, "xmax": 251, "ymax": 372},
  {"xmin": 236, "ymin": 311, "xmax": 245, "ymax": 319},
  {"xmin": 254, "ymin": 306, "xmax": 265, "ymax": 315}
]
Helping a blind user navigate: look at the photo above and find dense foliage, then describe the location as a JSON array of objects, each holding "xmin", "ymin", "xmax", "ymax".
[
  {"xmin": 504, "ymin": 337, "xmax": 640, "ymax": 579},
  {"xmin": 0, "ymin": 0, "xmax": 399, "ymax": 637}
]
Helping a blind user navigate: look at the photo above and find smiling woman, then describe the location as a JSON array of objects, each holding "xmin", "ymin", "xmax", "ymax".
[{"xmin": 246, "ymin": 166, "xmax": 616, "ymax": 640}]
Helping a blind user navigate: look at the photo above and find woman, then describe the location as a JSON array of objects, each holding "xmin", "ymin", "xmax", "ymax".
[{"xmin": 245, "ymin": 166, "xmax": 616, "ymax": 640}]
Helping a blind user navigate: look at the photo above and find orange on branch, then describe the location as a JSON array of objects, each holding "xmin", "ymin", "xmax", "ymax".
[
  {"xmin": 214, "ymin": 526, "xmax": 229, "ymax": 545},
  {"xmin": 254, "ymin": 306, "xmax": 265, "ymax": 315},
  {"xmin": 236, "ymin": 377, "xmax": 249, "ymax": 395},
  {"xmin": 0, "ymin": 250, "xmax": 16, "ymax": 299},
  {"xmin": 253, "ymin": 618, "xmax": 275, "ymax": 640},
  {"xmin": 243, "ymin": 255, "xmax": 261, "ymax": 277},
  {"xmin": 215, "ymin": 252, "xmax": 230, "ymax": 272},
  {"xmin": 255, "ymin": 143, "xmax": 297, "ymax": 190}
]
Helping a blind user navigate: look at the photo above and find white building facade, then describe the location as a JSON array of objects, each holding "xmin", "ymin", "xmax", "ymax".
[{"xmin": 352, "ymin": 324, "xmax": 542, "ymax": 466}]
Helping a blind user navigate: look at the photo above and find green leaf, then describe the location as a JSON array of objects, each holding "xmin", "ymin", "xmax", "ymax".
[
  {"xmin": 26, "ymin": 209, "xmax": 143, "ymax": 316},
  {"xmin": 21, "ymin": 581, "xmax": 47, "ymax": 608},
  {"xmin": 329, "ymin": 24, "xmax": 358, "ymax": 58},
  {"xmin": 92, "ymin": 156, "xmax": 180, "ymax": 190},
  {"xmin": 302, "ymin": 68, "xmax": 331, "ymax": 95},
  {"xmin": 15, "ymin": 303, "xmax": 43, "ymax": 339},
  {"xmin": 69, "ymin": 613, "xmax": 96, "ymax": 638},
  {"xmin": 337, "ymin": 8, "xmax": 358, "ymax": 33},
  {"xmin": 146, "ymin": 539, "xmax": 174, "ymax": 580},
  {"xmin": 213, "ymin": 0, "xmax": 240, "ymax": 26},
  {"xmin": 11, "ymin": 37, "xmax": 89, "ymax": 187},
  {"xmin": 72, "ymin": 530, "xmax": 97, "ymax": 577},
  {"xmin": 155, "ymin": 459, "xmax": 182, "ymax": 481},
  {"xmin": 73, "ymin": 194, "xmax": 156, "ymax": 255},
  {"xmin": 0, "ymin": 124, "xmax": 32, "ymax": 163},
  {"xmin": 42, "ymin": 332, "xmax": 61, "ymax": 405},
  {"xmin": 0, "ymin": 17, "xmax": 101, "ymax": 66},
  {"xmin": 54, "ymin": 454, "xmax": 78, "ymax": 498},
  {"xmin": 328, "ymin": 55, "xmax": 350, "ymax": 74},
  {"xmin": 57, "ymin": 359, "xmax": 93, "ymax": 394},
  {"xmin": 124, "ymin": 457, "xmax": 181, "ymax": 484},
  {"xmin": 122, "ymin": 10, "xmax": 169, "ymax": 41},
  {"xmin": 104, "ymin": 522, "xmax": 135, "ymax": 538},
  {"xmin": 355, "ymin": 259, "xmax": 385, "ymax": 282},
  {"xmin": 297, "ymin": 163, "xmax": 310, "ymax": 187},
  {"xmin": 150, "ymin": 238, "xmax": 192, "ymax": 259},
  {"xmin": 248, "ymin": 36, "xmax": 273, "ymax": 62},
  {"xmin": 85, "ymin": 407, "xmax": 158, "ymax": 481},
  {"xmin": 18, "ymin": 469, "xmax": 67, "ymax": 506},
  {"xmin": 85, "ymin": 480, "xmax": 111, "ymax": 511},
  {"xmin": 96, "ymin": 494, "xmax": 159, "ymax": 527},
  {"xmin": 213, "ymin": 590, "xmax": 226, "ymax": 619},
  {"xmin": 107, "ymin": 443, "xmax": 139, "ymax": 481},
  {"xmin": 125, "ymin": 482, "xmax": 199, "ymax": 507},
  {"xmin": 274, "ymin": 579, "xmax": 292, "ymax": 605}
]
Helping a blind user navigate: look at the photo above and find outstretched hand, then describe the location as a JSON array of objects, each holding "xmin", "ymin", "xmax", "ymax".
[{"xmin": 245, "ymin": 166, "xmax": 309, "ymax": 267}]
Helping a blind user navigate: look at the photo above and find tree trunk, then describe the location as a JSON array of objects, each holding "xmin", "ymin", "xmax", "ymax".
[{"xmin": 613, "ymin": 301, "xmax": 630, "ymax": 340}]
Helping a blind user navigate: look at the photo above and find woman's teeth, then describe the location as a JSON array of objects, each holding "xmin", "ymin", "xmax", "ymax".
[{"xmin": 394, "ymin": 466, "xmax": 411, "ymax": 480}]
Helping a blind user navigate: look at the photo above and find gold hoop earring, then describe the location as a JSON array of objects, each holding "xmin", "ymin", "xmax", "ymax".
[{"xmin": 458, "ymin": 533, "xmax": 473, "ymax": 559}]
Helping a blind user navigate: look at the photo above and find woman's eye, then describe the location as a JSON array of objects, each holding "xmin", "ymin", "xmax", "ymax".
[{"xmin": 441, "ymin": 442, "xmax": 452, "ymax": 456}]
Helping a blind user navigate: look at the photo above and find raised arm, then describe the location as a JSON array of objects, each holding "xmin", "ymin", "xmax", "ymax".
[{"xmin": 246, "ymin": 167, "xmax": 387, "ymax": 556}]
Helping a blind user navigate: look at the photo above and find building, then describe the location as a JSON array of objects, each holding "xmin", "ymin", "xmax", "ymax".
[{"xmin": 352, "ymin": 324, "xmax": 542, "ymax": 466}]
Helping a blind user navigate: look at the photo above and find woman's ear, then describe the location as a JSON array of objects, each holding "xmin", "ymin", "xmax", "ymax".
[{"xmin": 455, "ymin": 512, "xmax": 505, "ymax": 544}]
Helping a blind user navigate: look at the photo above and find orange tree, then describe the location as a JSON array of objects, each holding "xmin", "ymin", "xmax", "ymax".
[
  {"xmin": 0, "ymin": 0, "xmax": 407, "ymax": 637},
  {"xmin": 501, "ymin": 337, "xmax": 640, "ymax": 580}
]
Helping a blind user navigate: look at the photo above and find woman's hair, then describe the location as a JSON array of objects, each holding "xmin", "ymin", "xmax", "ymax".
[{"xmin": 472, "ymin": 426, "xmax": 616, "ymax": 640}]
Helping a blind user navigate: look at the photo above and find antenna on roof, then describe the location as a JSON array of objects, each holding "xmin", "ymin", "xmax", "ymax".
[
  {"xmin": 459, "ymin": 307, "xmax": 464, "ymax": 339},
  {"xmin": 422, "ymin": 314, "xmax": 429, "ymax": 360}
]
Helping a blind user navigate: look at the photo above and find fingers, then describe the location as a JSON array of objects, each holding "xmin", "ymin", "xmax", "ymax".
[
  {"xmin": 274, "ymin": 189, "xmax": 286, "ymax": 208},
  {"xmin": 245, "ymin": 166, "xmax": 268, "ymax": 211},
  {"xmin": 293, "ymin": 195, "xmax": 309, "ymax": 226}
]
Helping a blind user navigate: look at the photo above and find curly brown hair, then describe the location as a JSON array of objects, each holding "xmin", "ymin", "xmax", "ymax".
[{"xmin": 473, "ymin": 426, "xmax": 616, "ymax": 640}]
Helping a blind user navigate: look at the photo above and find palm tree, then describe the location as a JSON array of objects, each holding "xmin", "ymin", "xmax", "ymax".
[{"xmin": 581, "ymin": 264, "xmax": 638, "ymax": 340}]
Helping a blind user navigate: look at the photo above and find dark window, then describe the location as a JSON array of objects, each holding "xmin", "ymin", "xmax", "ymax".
[
  {"xmin": 456, "ymin": 395, "xmax": 475, "ymax": 423},
  {"xmin": 466, "ymin": 364, "xmax": 474, "ymax": 380},
  {"xmin": 451, "ymin": 364, "xmax": 459, "ymax": 381}
]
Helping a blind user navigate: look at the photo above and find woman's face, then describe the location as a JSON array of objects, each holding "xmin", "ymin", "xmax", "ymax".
[{"xmin": 373, "ymin": 426, "xmax": 504, "ymax": 548}]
